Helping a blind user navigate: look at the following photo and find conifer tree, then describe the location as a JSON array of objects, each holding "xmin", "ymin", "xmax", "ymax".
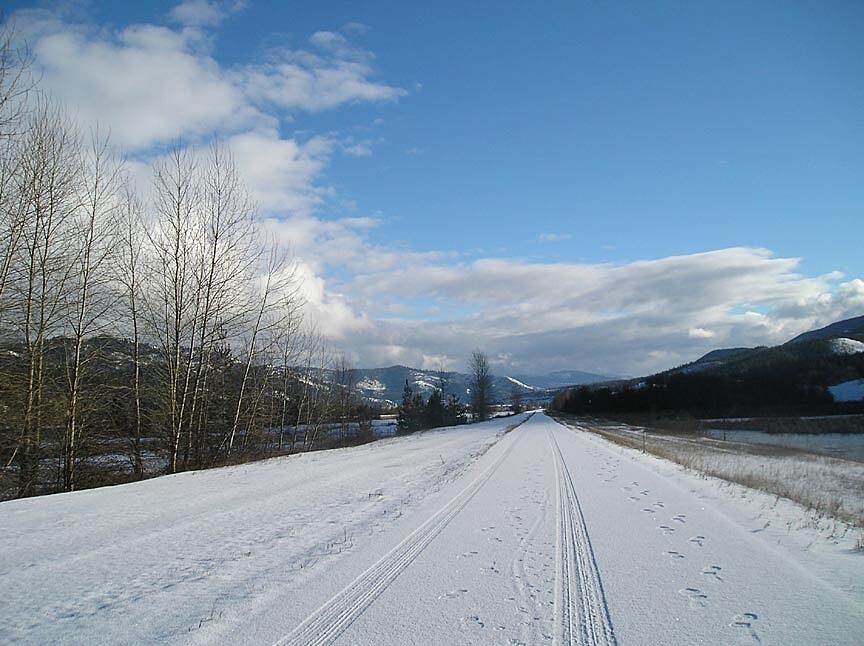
[{"xmin": 397, "ymin": 380, "xmax": 415, "ymax": 435}]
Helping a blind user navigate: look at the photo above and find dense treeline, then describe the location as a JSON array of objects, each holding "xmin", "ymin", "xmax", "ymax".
[
  {"xmin": 0, "ymin": 28, "xmax": 375, "ymax": 499},
  {"xmin": 552, "ymin": 349, "xmax": 864, "ymax": 418},
  {"xmin": 396, "ymin": 379, "xmax": 463, "ymax": 434}
]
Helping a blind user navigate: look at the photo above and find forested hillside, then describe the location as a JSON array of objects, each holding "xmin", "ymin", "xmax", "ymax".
[{"xmin": 552, "ymin": 318, "xmax": 864, "ymax": 417}]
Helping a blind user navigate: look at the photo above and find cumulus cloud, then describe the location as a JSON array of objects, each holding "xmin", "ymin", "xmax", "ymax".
[
  {"xmin": 228, "ymin": 130, "xmax": 334, "ymax": 215},
  {"xmin": 14, "ymin": 9, "xmax": 252, "ymax": 149},
  {"xmin": 332, "ymin": 248, "xmax": 864, "ymax": 375},
  {"xmin": 12, "ymin": 5, "xmax": 404, "ymax": 150}
]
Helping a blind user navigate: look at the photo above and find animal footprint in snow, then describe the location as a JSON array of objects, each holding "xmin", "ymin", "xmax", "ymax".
[
  {"xmin": 673, "ymin": 514, "xmax": 687, "ymax": 524},
  {"xmin": 641, "ymin": 508, "xmax": 656, "ymax": 514},
  {"xmin": 659, "ymin": 525, "xmax": 675, "ymax": 535},
  {"xmin": 653, "ymin": 501, "xmax": 665, "ymax": 508},
  {"xmin": 702, "ymin": 565, "xmax": 723, "ymax": 581},
  {"xmin": 666, "ymin": 550, "xmax": 686, "ymax": 560},
  {"xmin": 731, "ymin": 612, "xmax": 760, "ymax": 642},
  {"xmin": 640, "ymin": 490, "xmax": 650, "ymax": 496},
  {"xmin": 481, "ymin": 563, "xmax": 501, "ymax": 575},
  {"xmin": 440, "ymin": 588, "xmax": 469, "ymax": 599},
  {"xmin": 460, "ymin": 615, "xmax": 485, "ymax": 629},
  {"xmin": 628, "ymin": 496, "xmax": 639, "ymax": 501},
  {"xmin": 689, "ymin": 535, "xmax": 705, "ymax": 547},
  {"xmin": 678, "ymin": 587, "xmax": 708, "ymax": 609}
]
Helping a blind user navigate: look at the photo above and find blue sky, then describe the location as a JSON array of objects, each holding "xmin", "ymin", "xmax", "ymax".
[{"xmin": 5, "ymin": 1, "xmax": 863, "ymax": 374}]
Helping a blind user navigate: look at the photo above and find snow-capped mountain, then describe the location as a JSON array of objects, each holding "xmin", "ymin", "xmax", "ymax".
[{"xmin": 345, "ymin": 365, "xmax": 613, "ymax": 406}]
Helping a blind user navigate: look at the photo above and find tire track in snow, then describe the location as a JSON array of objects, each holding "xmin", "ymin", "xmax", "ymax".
[
  {"xmin": 274, "ymin": 414, "xmax": 533, "ymax": 646},
  {"xmin": 547, "ymin": 426, "xmax": 617, "ymax": 646}
]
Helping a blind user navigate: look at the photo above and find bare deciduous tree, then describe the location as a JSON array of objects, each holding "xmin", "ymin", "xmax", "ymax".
[
  {"xmin": 60, "ymin": 130, "xmax": 122, "ymax": 491},
  {"xmin": 0, "ymin": 45, "xmax": 334, "ymax": 498},
  {"xmin": 469, "ymin": 350, "xmax": 492, "ymax": 422},
  {"xmin": 114, "ymin": 183, "xmax": 146, "ymax": 478},
  {"xmin": 12, "ymin": 100, "xmax": 81, "ymax": 495}
]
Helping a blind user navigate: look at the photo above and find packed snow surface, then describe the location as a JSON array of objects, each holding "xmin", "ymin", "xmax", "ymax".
[
  {"xmin": 1, "ymin": 413, "xmax": 862, "ymax": 645},
  {"xmin": 830, "ymin": 378, "xmax": 864, "ymax": 402}
]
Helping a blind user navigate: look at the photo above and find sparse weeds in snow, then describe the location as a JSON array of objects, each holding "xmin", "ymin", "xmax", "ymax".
[{"xmin": 195, "ymin": 600, "xmax": 223, "ymax": 631}]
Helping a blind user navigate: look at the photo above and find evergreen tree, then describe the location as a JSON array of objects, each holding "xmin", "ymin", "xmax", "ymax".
[
  {"xmin": 396, "ymin": 379, "xmax": 416, "ymax": 435},
  {"xmin": 445, "ymin": 393, "xmax": 462, "ymax": 426},
  {"xmin": 412, "ymin": 392, "xmax": 423, "ymax": 430},
  {"xmin": 424, "ymin": 389, "xmax": 445, "ymax": 428}
]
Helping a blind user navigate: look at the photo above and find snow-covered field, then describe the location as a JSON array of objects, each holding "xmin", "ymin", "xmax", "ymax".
[{"xmin": 1, "ymin": 413, "xmax": 862, "ymax": 644}]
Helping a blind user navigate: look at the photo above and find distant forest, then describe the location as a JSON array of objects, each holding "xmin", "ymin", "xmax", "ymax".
[{"xmin": 552, "ymin": 351, "xmax": 864, "ymax": 418}]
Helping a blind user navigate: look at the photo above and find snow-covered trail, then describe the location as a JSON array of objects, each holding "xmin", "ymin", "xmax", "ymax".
[
  {"xmin": 258, "ymin": 413, "xmax": 863, "ymax": 646},
  {"xmin": 1, "ymin": 412, "xmax": 862, "ymax": 645},
  {"xmin": 552, "ymin": 417, "xmax": 864, "ymax": 645}
]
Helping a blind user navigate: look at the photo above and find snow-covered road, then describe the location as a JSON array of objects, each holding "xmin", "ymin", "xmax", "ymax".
[{"xmin": 1, "ymin": 413, "xmax": 862, "ymax": 644}]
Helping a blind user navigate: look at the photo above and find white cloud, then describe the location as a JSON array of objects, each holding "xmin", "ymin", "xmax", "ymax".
[
  {"xmin": 239, "ymin": 39, "xmax": 406, "ymax": 113},
  {"xmin": 688, "ymin": 327, "xmax": 715, "ymax": 339},
  {"xmin": 330, "ymin": 248, "xmax": 864, "ymax": 375},
  {"xmin": 229, "ymin": 130, "xmax": 334, "ymax": 215},
  {"xmin": 343, "ymin": 141, "xmax": 373, "ymax": 157},
  {"xmin": 12, "ymin": 7, "xmax": 404, "ymax": 150},
  {"xmin": 341, "ymin": 22, "xmax": 369, "ymax": 36},
  {"xmin": 14, "ymin": 11, "xmax": 252, "ymax": 149},
  {"xmin": 168, "ymin": 1, "xmax": 235, "ymax": 27},
  {"xmin": 538, "ymin": 232, "xmax": 571, "ymax": 242}
]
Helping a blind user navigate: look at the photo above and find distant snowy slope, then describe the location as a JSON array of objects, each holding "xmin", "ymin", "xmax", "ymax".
[
  {"xmin": 828, "ymin": 338, "xmax": 864, "ymax": 355},
  {"xmin": 348, "ymin": 365, "xmax": 614, "ymax": 405},
  {"xmin": 509, "ymin": 369, "xmax": 614, "ymax": 390},
  {"xmin": 505, "ymin": 376, "xmax": 535, "ymax": 390}
]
